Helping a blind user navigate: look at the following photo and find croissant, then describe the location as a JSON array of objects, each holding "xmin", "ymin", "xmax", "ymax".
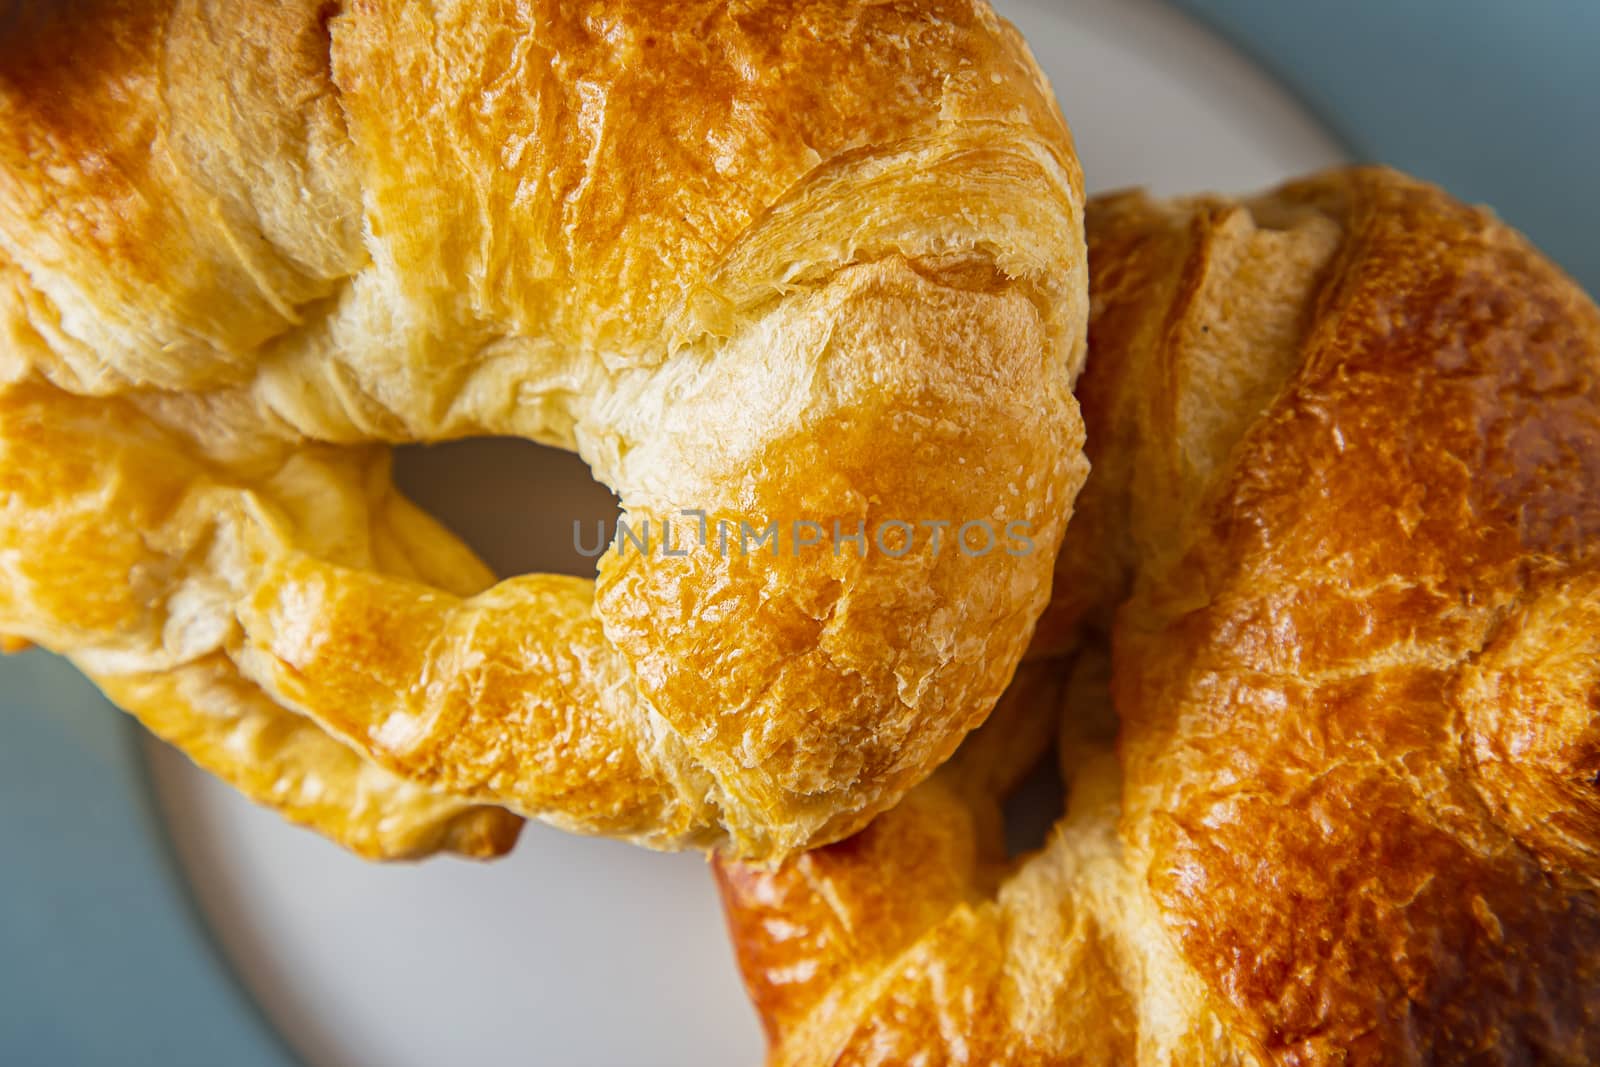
[
  {"xmin": 0, "ymin": 0, "xmax": 1088, "ymax": 859},
  {"xmin": 715, "ymin": 168, "xmax": 1600, "ymax": 1064}
]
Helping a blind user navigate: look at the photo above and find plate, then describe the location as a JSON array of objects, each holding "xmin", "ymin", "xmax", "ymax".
[{"xmin": 2, "ymin": 2, "xmax": 1592, "ymax": 1064}]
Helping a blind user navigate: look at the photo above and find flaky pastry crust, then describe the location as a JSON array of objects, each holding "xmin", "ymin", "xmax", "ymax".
[
  {"xmin": 716, "ymin": 168, "xmax": 1600, "ymax": 1064},
  {"xmin": 0, "ymin": 0, "xmax": 1088, "ymax": 859}
]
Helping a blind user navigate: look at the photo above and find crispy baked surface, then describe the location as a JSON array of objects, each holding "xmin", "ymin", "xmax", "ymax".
[{"xmin": 716, "ymin": 168, "xmax": 1600, "ymax": 1064}]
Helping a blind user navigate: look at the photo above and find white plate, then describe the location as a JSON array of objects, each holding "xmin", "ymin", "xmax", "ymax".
[{"xmin": 146, "ymin": 3, "xmax": 1343, "ymax": 1064}]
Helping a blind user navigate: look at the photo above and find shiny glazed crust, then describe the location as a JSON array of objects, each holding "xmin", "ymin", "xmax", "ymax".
[
  {"xmin": 0, "ymin": 0, "xmax": 1088, "ymax": 859},
  {"xmin": 715, "ymin": 168, "xmax": 1600, "ymax": 1064}
]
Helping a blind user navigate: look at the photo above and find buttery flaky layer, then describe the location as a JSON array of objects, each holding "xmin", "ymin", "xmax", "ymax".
[
  {"xmin": 0, "ymin": 0, "xmax": 1088, "ymax": 859},
  {"xmin": 716, "ymin": 168, "xmax": 1600, "ymax": 1065}
]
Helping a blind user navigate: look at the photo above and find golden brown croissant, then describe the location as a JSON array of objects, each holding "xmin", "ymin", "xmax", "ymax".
[
  {"xmin": 715, "ymin": 168, "xmax": 1600, "ymax": 1064},
  {"xmin": 0, "ymin": 0, "xmax": 1089, "ymax": 859}
]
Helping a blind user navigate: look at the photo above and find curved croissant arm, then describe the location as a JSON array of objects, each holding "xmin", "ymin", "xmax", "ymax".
[
  {"xmin": 714, "ymin": 659, "xmax": 1072, "ymax": 1048},
  {"xmin": 0, "ymin": 0, "xmax": 1088, "ymax": 859},
  {"xmin": 95, "ymin": 656, "xmax": 523, "ymax": 860},
  {"xmin": 715, "ymin": 169, "xmax": 1600, "ymax": 1065},
  {"xmin": 715, "ymin": 650, "xmax": 1245, "ymax": 1067},
  {"xmin": 0, "ymin": 383, "xmax": 522, "ymax": 858}
]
